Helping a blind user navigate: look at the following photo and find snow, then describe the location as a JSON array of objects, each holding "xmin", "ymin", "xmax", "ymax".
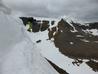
[
  {"xmin": 1, "ymin": 1, "xmax": 98, "ymax": 74},
  {"xmin": 0, "ymin": 2, "xmax": 58, "ymax": 74},
  {"xmin": 2, "ymin": 38, "xmax": 58, "ymax": 74}
]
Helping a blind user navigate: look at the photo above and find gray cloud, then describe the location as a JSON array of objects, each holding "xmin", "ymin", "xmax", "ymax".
[{"xmin": 2, "ymin": 0, "xmax": 98, "ymax": 22}]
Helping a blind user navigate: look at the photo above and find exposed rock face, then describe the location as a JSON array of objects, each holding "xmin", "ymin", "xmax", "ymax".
[{"xmin": 52, "ymin": 19, "xmax": 98, "ymax": 59}]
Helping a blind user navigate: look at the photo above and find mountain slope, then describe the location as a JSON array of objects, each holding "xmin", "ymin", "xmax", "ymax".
[{"xmin": 20, "ymin": 17, "xmax": 98, "ymax": 74}]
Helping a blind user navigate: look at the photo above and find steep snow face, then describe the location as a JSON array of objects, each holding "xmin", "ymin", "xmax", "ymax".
[
  {"xmin": 0, "ymin": 2, "xmax": 58, "ymax": 74},
  {"xmin": 0, "ymin": 0, "xmax": 11, "ymax": 14},
  {"xmin": 0, "ymin": 14, "xmax": 23, "ymax": 47},
  {"xmin": 0, "ymin": 2, "xmax": 24, "ymax": 57}
]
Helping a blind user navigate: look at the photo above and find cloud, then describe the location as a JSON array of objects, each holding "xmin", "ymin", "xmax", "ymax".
[{"xmin": 2, "ymin": 0, "xmax": 98, "ymax": 22}]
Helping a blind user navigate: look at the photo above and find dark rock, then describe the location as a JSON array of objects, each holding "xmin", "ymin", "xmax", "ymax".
[
  {"xmin": 36, "ymin": 40, "xmax": 41, "ymax": 43},
  {"xmin": 52, "ymin": 19, "xmax": 98, "ymax": 59},
  {"xmin": 20, "ymin": 17, "xmax": 34, "ymax": 26}
]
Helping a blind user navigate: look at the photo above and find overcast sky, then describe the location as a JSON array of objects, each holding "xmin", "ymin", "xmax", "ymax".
[{"xmin": 2, "ymin": 0, "xmax": 98, "ymax": 22}]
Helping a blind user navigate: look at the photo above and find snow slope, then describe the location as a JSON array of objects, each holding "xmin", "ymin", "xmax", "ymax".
[{"xmin": 0, "ymin": 2, "xmax": 58, "ymax": 74}]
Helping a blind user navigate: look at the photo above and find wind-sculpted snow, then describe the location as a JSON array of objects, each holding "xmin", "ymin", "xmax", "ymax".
[
  {"xmin": 0, "ymin": 0, "xmax": 11, "ymax": 14},
  {"xmin": 0, "ymin": 4, "xmax": 58, "ymax": 74}
]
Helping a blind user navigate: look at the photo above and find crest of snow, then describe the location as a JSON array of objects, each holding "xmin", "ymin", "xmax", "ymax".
[
  {"xmin": 0, "ymin": 0, "xmax": 11, "ymax": 14},
  {"xmin": 0, "ymin": 14, "xmax": 24, "ymax": 52},
  {"xmin": 0, "ymin": 2, "xmax": 58, "ymax": 74}
]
